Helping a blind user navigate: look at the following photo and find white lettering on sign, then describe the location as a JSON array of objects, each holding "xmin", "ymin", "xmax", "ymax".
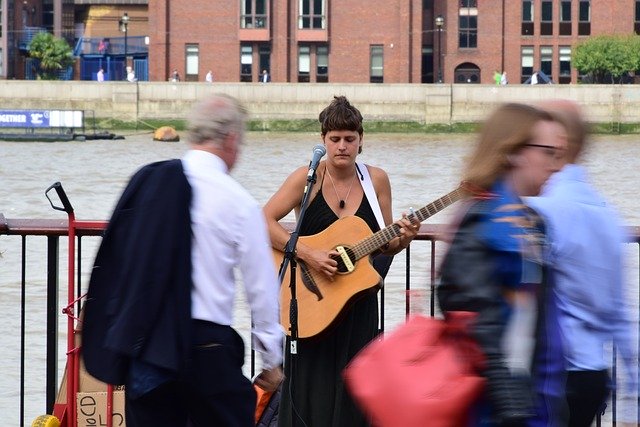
[{"xmin": 0, "ymin": 114, "xmax": 27, "ymax": 123}]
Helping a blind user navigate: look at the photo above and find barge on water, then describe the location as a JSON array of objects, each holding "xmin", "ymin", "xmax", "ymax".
[{"xmin": 0, "ymin": 109, "xmax": 123, "ymax": 141}]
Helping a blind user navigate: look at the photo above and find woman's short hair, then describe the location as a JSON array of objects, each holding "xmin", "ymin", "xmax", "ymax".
[
  {"xmin": 318, "ymin": 96, "xmax": 364, "ymax": 136},
  {"xmin": 187, "ymin": 94, "xmax": 248, "ymax": 145},
  {"xmin": 463, "ymin": 103, "xmax": 554, "ymax": 190}
]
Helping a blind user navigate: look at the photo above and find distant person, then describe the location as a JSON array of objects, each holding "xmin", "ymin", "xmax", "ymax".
[
  {"xmin": 96, "ymin": 68, "xmax": 104, "ymax": 82},
  {"xmin": 205, "ymin": 70, "xmax": 214, "ymax": 83},
  {"xmin": 126, "ymin": 66, "xmax": 137, "ymax": 82},
  {"xmin": 82, "ymin": 93, "xmax": 284, "ymax": 427},
  {"xmin": 527, "ymin": 100, "xmax": 637, "ymax": 427},
  {"xmin": 493, "ymin": 70, "xmax": 501, "ymax": 85},
  {"xmin": 171, "ymin": 69, "xmax": 181, "ymax": 82},
  {"xmin": 98, "ymin": 39, "xmax": 107, "ymax": 54},
  {"xmin": 500, "ymin": 71, "xmax": 508, "ymax": 85},
  {"xmin": 261, "ymin": 69, "xmax": 270, "ymax": 83},
  {"xmin": 531, "ymin": 72, "xmax": 539, "ymax": 85}
]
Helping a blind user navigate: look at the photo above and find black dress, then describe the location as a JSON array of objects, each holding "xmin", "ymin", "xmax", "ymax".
[{"xmin": 278, "ymin": 184, "xmax": 383, "ymax": 427}]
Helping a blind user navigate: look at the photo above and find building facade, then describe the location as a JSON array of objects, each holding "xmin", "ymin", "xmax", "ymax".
[
  {"xmin": 147, "ymin": 0, "xmax": 640, "ymax": 84},
  {"xmin": 0, "ymin": 0, "xmax": 148, "ymax": 79},
  {"xmin": 0, "ymin": 0, "xmax": 75, "ymax": 79},
  {"xmin": 150, "ymin": 0, "xmax": 430, "ymax": 83},
  {"xmin": 2, "ymin": 1, "xmax": 638, "ymax": 82},
  {"xmin": 73, "ymin": 1, "xmax": 149, "ymax": 81},
  {"xmin": 444, "ymin": 0, "xmax": 638, "ymax": 84}
]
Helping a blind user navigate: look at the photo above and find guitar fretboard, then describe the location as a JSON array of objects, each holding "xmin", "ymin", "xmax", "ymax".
[{"xmin": 352, "ymin": 186, "xmax": 466, "ymax": 259}]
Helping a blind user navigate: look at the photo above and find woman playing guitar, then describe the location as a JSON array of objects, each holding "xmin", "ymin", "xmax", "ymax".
[{"xmin": 263, "ymin": 96, "xmax": 419, "ymax": 427}]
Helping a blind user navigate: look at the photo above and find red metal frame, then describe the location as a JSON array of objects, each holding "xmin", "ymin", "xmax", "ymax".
[{"xmin": 46, "ymin": 182, "xmax": 110, "ymax": 427}]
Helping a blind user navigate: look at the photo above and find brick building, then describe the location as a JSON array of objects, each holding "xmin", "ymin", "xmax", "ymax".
[
  {"xmin": 148, "ymin": 1, "xmax": 640, "ymax": 83},
  {"xmin": 444, "ymin": 0, "xmax": 637, "ymax": 84},
  {"xmin": 149, "ymin": 0, "xmax": 432, "ymax": 83}
]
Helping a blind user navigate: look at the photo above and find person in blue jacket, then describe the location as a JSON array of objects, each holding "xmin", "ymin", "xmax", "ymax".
[{"xmin": 437, "ymin": 103, "xmax": 567, "ymax": 426}]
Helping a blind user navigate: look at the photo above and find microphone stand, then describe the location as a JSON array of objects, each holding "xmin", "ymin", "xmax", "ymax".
[{"xmin": 278, "ymin": 165, "xmax": 318, "ymax": 427}]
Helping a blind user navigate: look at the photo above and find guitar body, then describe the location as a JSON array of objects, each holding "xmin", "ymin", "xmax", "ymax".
[
  {"xmin": 274, "ymin": 185, "xmax": 467, "ymax": 338},
  {"xmin": 276, "ymin": 216, "xmax": 382, "ymax": 339}
]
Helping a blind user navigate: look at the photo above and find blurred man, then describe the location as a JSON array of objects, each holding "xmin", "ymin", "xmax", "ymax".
[
  {"xmin": 527, "ymin": 100, "xmax": 636, "ymax": 427},
  {"xmin": 83, "ymin": 94, "xmax": 284, "ymax": 427}
]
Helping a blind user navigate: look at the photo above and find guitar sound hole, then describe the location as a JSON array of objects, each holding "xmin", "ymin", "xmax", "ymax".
[{"xmin": 332, "ymin": 248, "xmax": 356, "ymax": 274}]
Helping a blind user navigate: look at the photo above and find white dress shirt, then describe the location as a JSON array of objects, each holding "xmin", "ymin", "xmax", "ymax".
[{"xmin": 182, "ymin": 149, "xmax": 283, "ymax": 370}]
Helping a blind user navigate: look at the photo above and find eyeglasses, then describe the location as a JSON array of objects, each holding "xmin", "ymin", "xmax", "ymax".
[{"xmin": 525, "ymin": 143, "xmax": 566, "ymax": 159}]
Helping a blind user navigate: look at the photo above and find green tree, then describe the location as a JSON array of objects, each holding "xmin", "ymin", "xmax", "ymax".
[
  {"xmin": 573, "ymin": 35, "xmax": 639, "ymax": 83},
  {"xmin": 28, "ymin": 32, "xmax": 74, "ymax": 80}
]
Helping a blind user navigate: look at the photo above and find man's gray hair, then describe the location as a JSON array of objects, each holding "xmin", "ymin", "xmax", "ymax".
[{"xmin": 187, "ymin": 94, "xmax": 248, "ymax": 145}]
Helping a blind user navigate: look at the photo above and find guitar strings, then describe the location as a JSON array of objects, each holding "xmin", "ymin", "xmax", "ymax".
[{"xmin": 325, "ymin": 167, "xmax": 357, "ymax": 209}]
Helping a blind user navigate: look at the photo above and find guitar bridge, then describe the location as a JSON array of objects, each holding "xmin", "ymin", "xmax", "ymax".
[{"xmin": 336, "ymin": 246, "xmax": 355, "ymax": 273}]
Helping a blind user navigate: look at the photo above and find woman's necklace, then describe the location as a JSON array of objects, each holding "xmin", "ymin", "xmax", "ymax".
[{"xmin": 326, "ymin": 167, "xmax": 356, "ymax": 209}]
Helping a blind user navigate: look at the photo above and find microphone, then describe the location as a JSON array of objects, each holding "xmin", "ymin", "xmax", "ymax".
[{"xmin": 307, "ymin": 144, "xmax": 326, "ymax": 179}]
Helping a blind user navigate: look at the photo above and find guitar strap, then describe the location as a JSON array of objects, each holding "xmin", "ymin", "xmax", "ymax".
[
  {"xmin": 356, "ymin": 163, "xmax": 385, "ymax": 229},
  {"xmin": 357, "ymin": 163, "xmax": 394, "ymax": 280}
]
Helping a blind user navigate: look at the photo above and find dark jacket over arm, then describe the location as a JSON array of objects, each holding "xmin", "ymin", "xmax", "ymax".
[
  {"xmin": 437, "ymin": 203, "xmax": 535, "ymax": 426},
  {"xmin": 82, "ymin": 159, "xmax": 192, "ymax": 385}
]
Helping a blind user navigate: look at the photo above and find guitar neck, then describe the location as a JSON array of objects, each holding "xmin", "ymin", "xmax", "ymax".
[{"xmin": 352, "ymin": 186, "xmax": 466, "ymax": 259}]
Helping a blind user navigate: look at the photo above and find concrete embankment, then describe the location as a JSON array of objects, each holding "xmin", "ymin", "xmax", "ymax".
[{"xmin": 0, "ymin": 81, "xmax": 638, "ymax": 133}]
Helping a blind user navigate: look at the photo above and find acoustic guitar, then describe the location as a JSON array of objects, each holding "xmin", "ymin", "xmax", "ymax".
[{"xmin": 275, "ymin": 185, "xmax": 467, "ymax": 338}]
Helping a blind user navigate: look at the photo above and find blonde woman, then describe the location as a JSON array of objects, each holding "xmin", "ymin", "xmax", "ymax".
[{"xmin": 437, "ymin": 103, "xmax": 567, "ymax": 426}]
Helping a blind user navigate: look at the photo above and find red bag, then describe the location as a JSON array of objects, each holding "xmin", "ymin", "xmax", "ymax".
[{"xmin": 343, "ymin": 312, "xmax": 485, "ymax": 427}]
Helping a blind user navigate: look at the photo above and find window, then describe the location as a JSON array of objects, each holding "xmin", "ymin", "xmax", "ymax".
[
  {"xmin": 241, "ymin": 0, "xmax": 268, "ymax": 29},
  {"xmin": 185, "ymin": 44, "xmax": 199, "ymax": 81},
  {"xmin": 298, "ymin": 45, "xmax": 310, "ymax": 82},
  {"xmin": 559, "ymin": 46, "xmax": 571, "ymax": 84},
  {"xmin": 521, "ymin": 46, "xmax": 534, "ymax": 83},
  {"xmin": 317, "ymin": 45, "xmax": 328, "ymax": 82},
  {"xmin": 454, "ymin": 62, "xmax": 480, "ymax": 83},
  {"xmin": 299, "ymin": 0, "xmax": 325, "ymax": 29},
  {"xmin": 0, "ymin": 48, "xmax": 3, "ymax": 76},
  {"xmin": 42, "ymin": 1, "xmax": 54, "ymax": 32},
  {"xmin": 560, "ymin": 1, "xmax": 572, "ymax": 35},
  {"xmin": 240, "ymin": 44, "xmax": 253, "ymax": 82},
  {"xmin": 635, "ymin": 1, "xmax": 640, "ymax": 33},
  {"xmin": 578, "ymin": 1, "xmax": 590, "ymax": 35},
  {"xmin": 460, "ymin": 0, "xmax": 477, "ymax": 6},
  {"xmin": 459, "ymin": 5, "xmax": 478, "ymax": 48},
  {"xmin": 370, "ymin": 45, "xmax": 383, "ymax": 83},
  {"xmin": 421, "ymin": 46, "xmax": 434, "ymax": 83},
  {"xmin": 540, "ymin": 46, "xmax": 553, "ymax": 79},
  {"xmin": 541, "ymin": 0, "xmax": 553, "ymax": 35},
  {"xmin": 522, "ymin": 1, "xmax": 534, "ymax": 35}
]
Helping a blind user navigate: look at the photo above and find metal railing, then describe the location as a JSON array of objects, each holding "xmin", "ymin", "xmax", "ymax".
[
  {"xmin": 1, "ymin": 215, "xmax": 638, "ymax": 426},
  {"xmin": 73, "ymin": 36, "xmax": 149, "ymax": 57}
]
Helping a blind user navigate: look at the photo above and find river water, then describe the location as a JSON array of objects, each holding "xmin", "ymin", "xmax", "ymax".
[{"xmin": 1, "ymin": 132, "xmax": 639, "ymax": 424}]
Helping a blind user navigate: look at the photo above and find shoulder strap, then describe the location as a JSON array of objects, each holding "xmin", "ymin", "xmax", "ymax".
[{"xmin": 356, "ymin": 163, "xmax": 385, "ymax": 229}]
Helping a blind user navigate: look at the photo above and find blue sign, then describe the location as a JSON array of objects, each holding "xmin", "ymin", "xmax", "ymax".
[{"xmin": 0, "ymin": 110, "xmax": 50, "ymax": 128}]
